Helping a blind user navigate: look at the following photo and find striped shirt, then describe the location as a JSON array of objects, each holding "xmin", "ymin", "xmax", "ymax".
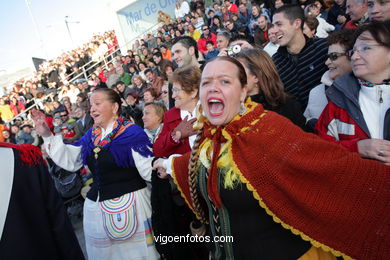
[{"xmin": 272, "ymin": 37, "xmax": 328, "ymax": 110}]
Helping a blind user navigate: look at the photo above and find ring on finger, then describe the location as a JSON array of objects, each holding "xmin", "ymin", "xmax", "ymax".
[{"xmin": 378, "ymin": 150, "xmax": 385, "ymax": 156}]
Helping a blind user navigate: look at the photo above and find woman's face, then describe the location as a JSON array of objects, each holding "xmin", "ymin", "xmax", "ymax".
[
  {"xmin": 325, "ymin": 43, "xmax": 352, "ymax": 80},
  {"xmin": 200, "ymin": 60, "xmax": 247, "ymax": 126},
  {"xmin": 351, "ymin": 31, "xmax": 390, "ymax": 83},
  {"xmin": 214, "ymin": 17, "xmax": 220, "ymax": 25},
  {"xmin": 275, "ymin": 0, "xmax": 284, "ymax": 8},
  {"xmin": 143, "ymin": 91, "xmax": 154, "ymax": 102},
  {"xmin": 2, "ymin": 130, "xmax": 10, "ymax": 139},
  {"xmin": 135, "ymin": 55, "xmax": 141, "ymax": 62},
  {"xmin": 172, "ymin": 82, "xmax": 198, "ymax": 110},
  {"xmin": 90, "ymin": 91, "xmax": 118, "ymax": 128},
  {"xmin": 165, "ymin": 66, "xmax": 174, "ymax": 77},
  {"xmin": 252, "ymin": 6, "xmax": 259, "ymax": 16},
  {"xmin": 139, "ymin": 63, "xmax": 146, "ymax": 70},
  {"xmin": 142, "ymin": 105, "xmax": 162, "ymax": 130},
  {"xmin": 134, "ymin": 77, "xmax": 142, "ymax": 86},
  {"xmin": 126, "ymin": 95, "xmax": 136, "ymax": 106}
]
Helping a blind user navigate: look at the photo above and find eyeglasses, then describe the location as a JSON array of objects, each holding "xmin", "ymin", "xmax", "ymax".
[
  {"xmin": 326, "ymin": 52, "xmax": 349, "ymax": 61},
  {"xmin": 161, "ymin": 90, "xmax": 168, "ymax": 94},
  {"xmin": 347, "ymin": 44, "xmax": 382, "ymax": 57},
  {"xmin": 172, "ymin": 88, "xmax": 182, "ymax": 93}
]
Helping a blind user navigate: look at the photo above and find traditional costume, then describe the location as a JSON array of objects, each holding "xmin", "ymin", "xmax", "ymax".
[
  {"xmin": 0, "ymin": 143, "xmax": 84, "ymax": 259},
  {"xmin": 43, "ymin": 118, "xmax": 159, "ymax": 260},
  {"xmin": 171, "ymin": 99, "xmax": 390, "ymax": 259}
]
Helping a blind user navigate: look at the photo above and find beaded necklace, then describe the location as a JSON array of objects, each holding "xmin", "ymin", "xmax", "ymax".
[
  {"xmin": 92, "ymin": 117, "xmax": 123, "ymax": 159},
  {"xmin": 358, "ymin": 78, "xmax": 390, "ymax": 88}
]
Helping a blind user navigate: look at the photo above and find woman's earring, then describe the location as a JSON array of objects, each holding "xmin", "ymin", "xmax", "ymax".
[{"xmin": 239, "ymin": 102, "xmax": 246, "ymax": 116}]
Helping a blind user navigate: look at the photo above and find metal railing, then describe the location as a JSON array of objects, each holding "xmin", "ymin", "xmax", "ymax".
[{"xmin": 9, "ymin": 22, "xmax": 162, "ymax": 124}]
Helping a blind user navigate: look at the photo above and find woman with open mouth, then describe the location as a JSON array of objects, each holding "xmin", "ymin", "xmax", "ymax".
[
  {"xmin": 32, "ymin": 88, "xmax": 159, "ymax": 260},
  {"xmin": 153, "ymin": 56, "xmax": 389, "ymax": 260}
]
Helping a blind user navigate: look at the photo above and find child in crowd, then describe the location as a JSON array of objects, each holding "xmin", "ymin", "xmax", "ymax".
[{"xmin": 205, "ymin": 40, "xmax": 219, "ymax": 60}]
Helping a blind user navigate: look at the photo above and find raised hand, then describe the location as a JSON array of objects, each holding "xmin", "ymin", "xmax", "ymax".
[
  {"xmin": 173, "ymin": 115, "xmax": 197, "ymax": 140},
  {"xmin": 31, "ymin": 109, "xmax": 52, "ymax": 137}
]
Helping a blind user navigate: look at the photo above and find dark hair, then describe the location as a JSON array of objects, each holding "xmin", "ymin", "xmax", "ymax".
[
  {"xmin": 206, "ymin": 40, "xmax": 214, "ymax": 46},
  {"xmin": 172, "ymin": 36, "xmax": 199, "ymax": 59},
  {"xmin": 327, "ymin": 29, "xmax": 357, "ymax": 50},
  {"xmin": 204, "ymin": 56, "xmax": 247, "ymax": 88},
  {"xmin": 159, "ymin": 59, "xmax": 175, "ymax": 80},
  {"xmin": 274, "ymin": 5, "xmax": 305, "ymax": 30},
  {"xmin": 355, "ymin": 20, "xmax": 390, "ymax": 50},
  {"xmin": 153, "ymin": 52, "xmax": 163, "ymax": 58},
  {"xmin": 171, "ymin": 65, "xmax": 201, "ymax": 97},
  {"xmin": 92, "ymin": 88, "xmax": 122, "ymax": 115},
  {"xmin": 144, "ymin": 68, "xmax": 154, "ymax": 75}
]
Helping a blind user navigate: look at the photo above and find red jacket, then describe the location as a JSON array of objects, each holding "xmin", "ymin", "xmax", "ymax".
[
  {"xmin": 153, "ymin": 107, "xmax": 191, "ymax": 157},
  {"xmin": 315, "ymin": 101, "xmax": 369, "ymax": 152},
  {"xmin": 197, "ymin": 33, "xmax": 217, "ymax": 54}
]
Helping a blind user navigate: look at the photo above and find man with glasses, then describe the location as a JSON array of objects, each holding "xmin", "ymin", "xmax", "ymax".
[{"xmin": 197, "ymin": 25, "xmax": 217, "ymax": 55}]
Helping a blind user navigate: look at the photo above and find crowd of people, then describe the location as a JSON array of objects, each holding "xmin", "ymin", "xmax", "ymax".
[{"xmin": 1, "ymin": 0, "xmax": 389, "ymax": 259}]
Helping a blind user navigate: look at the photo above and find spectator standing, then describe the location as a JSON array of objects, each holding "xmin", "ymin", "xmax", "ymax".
[
  {"xmin": 272, "ymin": 5, "xmax": 328, "ymax": 110},
  {"xmin": 172, "ymin": 36, "xmax": 200, "ymax": 68}
]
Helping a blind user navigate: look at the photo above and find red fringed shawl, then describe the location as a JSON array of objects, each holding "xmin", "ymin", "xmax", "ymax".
[
  {"xmin": 172, "ymin": 102, "xmax": 390, "ymax": 260},
  {"xmin": 0, "ymin": 142, "xmax": 44, "ymax": 167}
]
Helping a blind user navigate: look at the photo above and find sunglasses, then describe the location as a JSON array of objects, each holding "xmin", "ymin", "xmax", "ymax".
[
  {"xmin": 326, "ymin": 52, "xmax": 349, "ymax": 61},
  {"xmin": 161, "ymin": 90, "xmax": 168, "ymax": 94}
]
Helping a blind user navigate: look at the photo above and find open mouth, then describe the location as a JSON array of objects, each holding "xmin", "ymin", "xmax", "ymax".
[{"xmin": 208, "ymin": 98, "xmax": 224, "ymax": 117}]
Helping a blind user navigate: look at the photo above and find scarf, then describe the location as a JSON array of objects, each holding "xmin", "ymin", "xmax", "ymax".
[
  {"xmin": 172, "ymin": 100, "xmax": 390, "ymax": 260},
  {"xmin": 72, "ymin": 117, "xmax": 152, "ymax": 168}
]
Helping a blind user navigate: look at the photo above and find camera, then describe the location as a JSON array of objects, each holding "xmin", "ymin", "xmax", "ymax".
[{"xmin": 227, "ymin": 45, "xmax": 241, "ymax": 56}]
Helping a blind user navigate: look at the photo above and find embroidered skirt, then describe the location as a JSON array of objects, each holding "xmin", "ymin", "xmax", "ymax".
[{"xmin": 83, "ymin": 187, "xmax": 159, "ymax": 259}]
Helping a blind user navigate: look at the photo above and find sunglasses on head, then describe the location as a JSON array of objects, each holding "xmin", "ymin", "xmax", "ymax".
[{"xmin": 326, "ymin": 52, "xmax": 349, "ymax": 61}]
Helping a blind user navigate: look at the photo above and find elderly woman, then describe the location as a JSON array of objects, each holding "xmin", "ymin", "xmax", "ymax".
[
  {"xmin": 153, "ymin": 56, "xmax": 389, "ymax": 260},
  {"xmin": 304, "ymin": 29, "xmax": 355, "ymax": 128},
  {"xmin": 316, "ymin": 21, "xmax": 390, "ymax": 164},
  {"xmin": 142, "ymin": 102, "xmax": 166, "ymax": 144},
  {"xmin": 152, "ymin": 65, "xmax": 208, "ymax": 260},
  {"xmin": 31, "ymin": 88, "xmax": 159, "ymax": 259},
  {"xmin": 153, "ymin": 65, "xmax": 200, "ymax": 157},
  {"xmin": 235, "ymin": 48, "xmax": 306, "ymax": 129}
]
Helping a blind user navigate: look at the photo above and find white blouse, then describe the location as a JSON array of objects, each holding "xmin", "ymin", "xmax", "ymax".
[{"xmin": 43, "ymin": 122, "xmax": 154, "ymax": 181}]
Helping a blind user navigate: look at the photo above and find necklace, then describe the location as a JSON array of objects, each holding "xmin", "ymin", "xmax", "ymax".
[{"xmin": 92, "ymin": 118, "xmax": 123, "ymax": 160}]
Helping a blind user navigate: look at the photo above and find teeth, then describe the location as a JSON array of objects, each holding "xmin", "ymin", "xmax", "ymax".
[
  {"xmin": 209, "ymin": 99, "xmax": 221, "ymax": 103},
  {"xmin": 277, "ymin": 35, "xmax": 283, "ymax": 39}
]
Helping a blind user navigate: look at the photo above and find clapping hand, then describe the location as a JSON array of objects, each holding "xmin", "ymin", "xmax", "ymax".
[
  {"xmin": 173, "ymin": 115, "xmax": 197, "ymax": 140},
  {"xmin": 31, "ymin": 109, "xmax": 52, "ymax": 138}
]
